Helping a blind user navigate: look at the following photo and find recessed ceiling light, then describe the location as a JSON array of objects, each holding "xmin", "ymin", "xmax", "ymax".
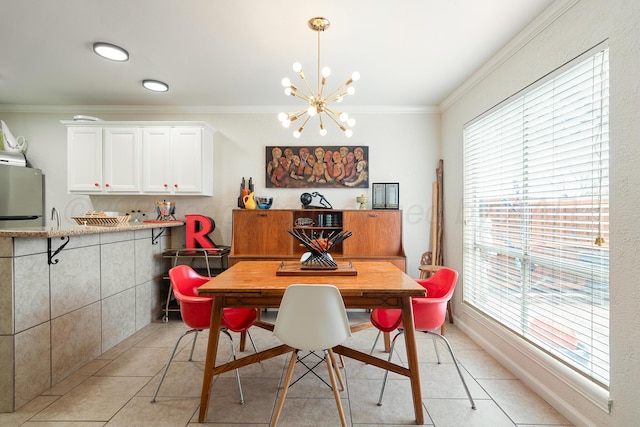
[
  {"xmin": 142, "ymin": 79, "xmax": 169, "ymax": 92},
  {"xmin": 93, "ymin": 42, "xmax": 129, "ymax": 62}
]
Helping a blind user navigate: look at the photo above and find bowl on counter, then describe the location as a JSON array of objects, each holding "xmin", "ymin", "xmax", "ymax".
[{"xmin": 255, "ymin": 196, "xmax": 273, "ymax": 209}]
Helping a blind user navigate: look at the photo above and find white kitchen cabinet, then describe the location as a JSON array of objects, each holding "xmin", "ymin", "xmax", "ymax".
[
  {"xmin": 103, "ymin": 128, "xmax": 141, "ymax": 192},
  {"xmin": 67, "ymin": 127, "xmax": 141, "ymax": 193},
  {"xmin": 64, "ymin": 121, "xmax": 214, "ymax": 195},
  {"xmin": 67, "ymin": 127, "xmax": 103, "ymax": 193},
  {"xmin": 142, "ymin": 126, "xmax": 214, "ymax": 195}
]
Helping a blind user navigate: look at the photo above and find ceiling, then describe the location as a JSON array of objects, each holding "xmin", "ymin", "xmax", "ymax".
[{"xmin": 0, "ymin": 0, "xmax": 556, "ymax": 110}]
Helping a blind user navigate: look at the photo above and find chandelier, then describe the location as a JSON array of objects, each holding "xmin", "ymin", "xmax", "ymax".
[{"xmin": 278, "ymin": 17, "xmax": 359, "ymax": 138}]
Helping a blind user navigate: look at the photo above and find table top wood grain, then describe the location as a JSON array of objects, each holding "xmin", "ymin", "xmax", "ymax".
[{"xmin": 197, "ymin": 260, "xmax": 425, "ymax": 300}]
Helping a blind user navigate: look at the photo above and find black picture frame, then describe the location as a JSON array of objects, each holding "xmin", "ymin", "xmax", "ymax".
[{"xmin": 372, "ymin": 182, "xmax": 399, "ymax": 209}]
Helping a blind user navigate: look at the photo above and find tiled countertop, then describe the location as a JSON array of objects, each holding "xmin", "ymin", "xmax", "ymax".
[{"xmin": 0, "ymin": 220, "xmax": 184, "ymax": 238}]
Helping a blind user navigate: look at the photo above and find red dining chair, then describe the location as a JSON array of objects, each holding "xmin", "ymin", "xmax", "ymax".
[
  {"xmin": 151, "ymin": 265, "xmax": 258, "ymax": 403},
  {"xmin": 369, "ymin": 267, "xmax": 475, "ymax": 408}
]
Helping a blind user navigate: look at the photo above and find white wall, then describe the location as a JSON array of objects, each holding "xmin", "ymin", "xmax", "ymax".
[
  {"xmin": 440, "ymin": 0, "xmax": 639, "ymax": 425},
  {"xmin": 0, "ymin": 109, "xmax": 439, "ymax": 276}
]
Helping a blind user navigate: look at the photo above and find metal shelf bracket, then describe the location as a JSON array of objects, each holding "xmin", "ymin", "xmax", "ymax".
[
  {"xmin": 152, "ymin": 228, "xmax": 166, "ymax": 245},
  {"xmin": 48, "ymin": 236, "xmax": 70, "ymax": 265}
]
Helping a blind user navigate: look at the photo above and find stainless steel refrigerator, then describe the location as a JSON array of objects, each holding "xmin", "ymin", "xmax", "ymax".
[{"xmin": 0, "ymin": 164, "xmax": 44, "ymax": 228}]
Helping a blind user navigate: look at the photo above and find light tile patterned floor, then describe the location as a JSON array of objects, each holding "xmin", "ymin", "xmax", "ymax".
[{"xmin": 1, "ymin": 311, "xmax": 573, "ymax": 426}]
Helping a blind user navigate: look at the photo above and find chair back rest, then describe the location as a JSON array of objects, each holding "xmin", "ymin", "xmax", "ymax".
[
  {"xmin": 274, "ymin": 284, "xmax": 351, "ymax": 351},
  {"xmin": 168, "ymin": 265, "xmax": 213, "ymax": 329},
  {"xmin": 169, "ymin": 265, "xmax": 209, "ymax": 298},
  {"xmin": 412, "ymin": 267, "xmax": 458, "ymax": 332}
]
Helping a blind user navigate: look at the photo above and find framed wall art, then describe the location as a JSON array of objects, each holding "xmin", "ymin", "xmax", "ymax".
[
  {"xmin": 372, "ymin": 182, "xmax": 399, "ymax": 209},
  {"xmin": 265, "ymin": 145, "xmax": 369, "ymax": 189}
]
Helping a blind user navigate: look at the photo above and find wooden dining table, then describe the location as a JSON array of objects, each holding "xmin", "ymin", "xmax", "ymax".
[{"xmin": 196, "ymin": 260, "xmax": 427, "ymax": 424}]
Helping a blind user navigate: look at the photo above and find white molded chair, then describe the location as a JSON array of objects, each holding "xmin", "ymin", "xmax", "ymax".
[{"xmin": 270, "ymin": 284, "xmax": 352, "ymax": 427}]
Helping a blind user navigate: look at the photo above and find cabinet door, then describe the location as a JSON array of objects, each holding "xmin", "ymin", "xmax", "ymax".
[
  {"xmin": 67, "ymin": 127, "xmax": 103, "ymax": 193},
  {"xmin": 342, "ymin": 211, "xmax": 403, "ymax": 256},
  {"xmin": 171, "ymin": 127, "xmax": 203, "ymax": 194},
  {"xmin": 232, "ymin": 210, "xmax": 293, "ymax": 255},
  {"xmin": 142, "ymin": 127, "xmax": 173, "ymax": 193},
  {"xmin": 103, "ymin": 128, "xmax": 141, "ymax": 193}
]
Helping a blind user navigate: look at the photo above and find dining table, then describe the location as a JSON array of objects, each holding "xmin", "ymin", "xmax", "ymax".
[{"xmin": 196, "ymin": 260, "xmax": 427, "ymax": 424}]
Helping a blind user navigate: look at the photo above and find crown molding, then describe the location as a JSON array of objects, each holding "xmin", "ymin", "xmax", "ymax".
[
  {"xmin": 439, "ymin": 0, "xmax": 581, "ymax": 112},
  {"xmin": 0, "ymin": 104, "xmax": 440, "ymax": 115}
]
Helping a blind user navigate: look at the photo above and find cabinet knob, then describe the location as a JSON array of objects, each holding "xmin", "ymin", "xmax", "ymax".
[
  {"xmin": 174, "ymin": 184, "xmax": 179, "ymax": 188},
  {"xmin": 94, "ymin": 183, "xmax": 99, "ymax": 187},
  {"xmin": 164, "ymin": 184, "xmax": 168, "ymax": 188},
  {"xmin": 367, "ymin": 213, "xmax": 379, "ymax": 218},
  {"xmin": 105, "ymin": 183, "xmax": 110, "ymax": 188}
]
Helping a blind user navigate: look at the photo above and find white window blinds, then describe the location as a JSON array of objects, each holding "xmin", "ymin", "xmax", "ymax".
[{"xmin": 463, "ymin": 44, "xmax": 609, "ymax": 387}]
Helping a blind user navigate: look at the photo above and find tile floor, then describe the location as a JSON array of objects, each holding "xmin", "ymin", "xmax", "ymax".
[{"xmin": 1, "ymin": 311, "xmax": 573, "ymax": 426}]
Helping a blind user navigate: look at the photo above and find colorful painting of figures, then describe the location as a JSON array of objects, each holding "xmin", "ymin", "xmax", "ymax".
[{"xmin": 265, "ymin": 145, "xmax": 369, "ymax": 189}]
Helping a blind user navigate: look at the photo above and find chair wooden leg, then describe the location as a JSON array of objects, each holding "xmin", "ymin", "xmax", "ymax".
[
  {"xmin": 239, "ymin": 331, "xmax": 246, "ymax": 351},
  {"xmin": 325, "ymin": 350, "xmax": 347, "ymax": 427},
  {"xmin": 270, "ymin": 350, "xmax": 298, "ymax": 427},
  {"xmin": 328, "ymin": 348, "xmax": 345, "ymax": 391},
  {"xmin": 383, "ymin": 331, "xmax": 391, "ymax": 352},
  {"xmin": 440, "ymin": 301, "xmax": 454, "ymax": 335}
]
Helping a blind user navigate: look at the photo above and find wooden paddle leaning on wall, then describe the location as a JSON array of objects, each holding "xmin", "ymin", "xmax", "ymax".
[
  {"xmin": 418, "ymin": 159, "xmax": 452, "ymax": 331},
  {"xmin": 435, "ymin": 159, "xmax": 444, "ymax": 266}
]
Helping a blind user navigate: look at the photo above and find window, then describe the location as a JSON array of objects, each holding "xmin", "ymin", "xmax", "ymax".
[{"xmin": 463, "ymin": 43, "xmax": 609, "ymax": 387}]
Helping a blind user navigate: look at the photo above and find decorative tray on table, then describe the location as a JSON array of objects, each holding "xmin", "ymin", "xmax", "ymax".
[
  {"xmin": 276, "ymin": 261, "xmax": 357, "ymax": 276},
  {"xmin": 281, "ymin": 228, "xmax": 355, "ymax": 275}
]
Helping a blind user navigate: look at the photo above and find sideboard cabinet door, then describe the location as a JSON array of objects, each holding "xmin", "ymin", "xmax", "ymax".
[
  {"xmin": 231, "ymin": 210, "xmax": 293, "ymax": 256},
  {"xmin": 342, "ymin": 210, "xmax": 403, "ymax": 257}
]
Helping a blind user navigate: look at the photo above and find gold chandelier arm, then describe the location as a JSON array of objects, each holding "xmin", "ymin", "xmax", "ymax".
[
  {"xmin": 296, "ymin": 116, "xmax": 312, "ymax": 135},
  {"xmin": 323, "ymin": 106, "xmax": 342, "ymax": 117},
  {"xmin": 319, "ymin": 76, "xmax": 328, "ymax": 97},
  {"xmin": 322, "ymin": 110, "xmax": 347, "ymax": 132},
  {"xmin": 290, "ymin": 89, "xmax": 313, "ymax": 103},
  {"xmin": 297, "ymin": 70, "xmax": 315, "ymax": 97},
  {"xmin": 288, "ymin": 108, "xmax": 308, "ymax": 121},
  {"xmin": 324, "ymin": 91, "xmax": 349, "ymax": 104},
  {"xmin": 324, "ymin": 82, "xmax": 352, "ymax": 103}
]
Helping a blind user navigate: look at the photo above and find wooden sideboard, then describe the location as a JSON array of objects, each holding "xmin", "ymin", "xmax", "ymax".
[{"xmin": 229, "ymin": 209, "xmax": 406, "ymax": 271}]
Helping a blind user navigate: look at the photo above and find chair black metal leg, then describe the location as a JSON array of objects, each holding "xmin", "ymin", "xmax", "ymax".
[
  {"xmin": 151, "ymin": 328, "xmax": 199, "ymax": 403},
  {"xmin": 370, "ymin": 329, "xmax": 382, "ymax": 355},
  {"xmin": 247, "ymin": 329, "xmax": 259, "ymax": 354},
  {"xmin": 188, "ymin": 330, "xmax": 199, "ymax": 361},
  {"xmin": 290, "ymin": 351, "xmax": 330, "ymax": 388},
  {"xmin": 431, "ymin": 333, "xmax": 441, "ymax": 363},
  {"xmin": 221, "ymin": 328, "xmax": 245, "ymax": 404},
  {"xmin": 377, "ymin": 329, "xmax": 404, "ymax": 405},
  {"xmin": 427, "ymin": 331, "xmax": 476, "ymax": 409}
]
